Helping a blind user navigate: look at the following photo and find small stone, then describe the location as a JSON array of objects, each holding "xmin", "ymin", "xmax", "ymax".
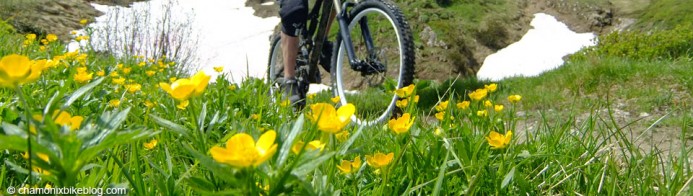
[{"xmin": 639, "ymin": 112, "xmax": 650, "ymax": 117}]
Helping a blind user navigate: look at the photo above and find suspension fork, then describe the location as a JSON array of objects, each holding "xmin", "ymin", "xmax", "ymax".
[{"xmin": 335, "ymin": 0, "xmax": 378, "ymax": 68}]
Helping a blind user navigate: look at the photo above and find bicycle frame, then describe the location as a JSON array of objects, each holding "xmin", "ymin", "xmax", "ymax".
[{"xmin": 302, "ymin": 0, "xmax": 378, "ymax": 75}]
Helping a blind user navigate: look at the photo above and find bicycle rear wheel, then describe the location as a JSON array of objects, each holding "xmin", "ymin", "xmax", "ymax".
[
  {"xmin": 331, "ymin": 0, "xmax": 415, "ymax": 126},
  {"xmin": 267, "ymin": 33, "xmax": 284, "ymax": 98}
]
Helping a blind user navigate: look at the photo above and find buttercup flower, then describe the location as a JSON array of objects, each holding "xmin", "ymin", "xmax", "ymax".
[
  {"xmin": 435, "ymin": 112, "xmax": 445, "ymax": 121},
  {"xmin": 25, "ymin": 34, "xmax": 37, "ymax": 41},
  {"xmin": 79, "ymin": 19, "xmax": 88, "ymax": 25},
  {"xmin": 144, "ymin": 100, "xmax": 156, "ymax": 108},
  {"xmin": 435, "ymin": 101, "xmax": 449, "ymax": 112},
  {"xmin": 0, "ymin": 54, "xmax": 45, "ymax": 88},
  {"xmin": 125, "ymin": 83, "xmax": 142, "ymax": 93},
  {"xmin": 508, "ymin": 95, "xmax": 522, "ymax": 104},
  {"xmin": 46, "ymin": 34, "xmax": 58, "ymax": 42},
  {"xmin": 476, "ymin": 110, "xmax": 488, "ymax": 117},
  {"xmin": 145, "ymin": 70, "xmax": 156, "ymax": 76},
  {"xmin": 144, "ymin": 139, "xmax": 158, "ymax": 150},
  {"xmin": 366, "ymin": 152, "xmax": 394, "ymax": 168},
  {"xmin": 336, "ymin": 131, "xmax": 349, "ymax": 142},
  {"xmin": 331, "ymin": 96, "xmax": 340, "ymax": 103},
  {"xmin": 96, "ymin": 70, "xmax": 105, "ymax": 76},
  {"xmin": 74, "ymin": 69, "xmax": 93, "ymax": 84},
  {"xmin": 456, "ymin": 101, "xmax": 470, "ymax": 110},
  {"xmin": 468, "ymin": 89, "xmax": 488, "ymax": 101},
  {"xmin": 484, "ymin": 83, "xmax": 497, "ymax": 92},
  {"xmin": 307, "ymin": 103, "xmax": 355, "ymax": 133},
  {"xmin": 494, "ymin": 104, "xmax": 504, "ymax": 112},
  {"xmin": 108, "ymin": 99, "xmax": 121, "ymax": 107},
  {"xmin": 209, "ymin": 130, "xmax": 278, "ymax": 168},
  {"xmin": 395, "ymin": 84, "xmax": 415, "ymax": 98},
  {"xmin": 52, "ymin": 111, "xmax": 83, "ymax": 131},
  {"xmin": 388, "ymin": 113, "xmax": 415, "ymax": 134},
  {"xmin": 190, "ymin": 71, "xmax": 211, "ymax": 96},
  {"xmin": 213, "ymin": 66, "xmax": 224, "ymax": 73},
  {"xmin": 413, "ymin": 95, "xmax": 419, "ymax": 103},
  {"xmin": 160, "ymin": 79, "xmax": 196, "ymax": 101},
  {"xmin": 396, "ymin": 99, "xmax": 408, "ymax": 108},
  {"xmin": 337, "ymin": 156, "xmax": 362, "ymax": 174},
  {"xmin": 291, "ymin": 140, "xmax": 325, "ymax": 154},
  {"xmin": 486, "ymin": 130, "xmax": 512, "ymax": 149},
  {"xmin": 112, "ymin": 77, "xmax": 126, "ymax": 85},
  {"xmin": 484, "ymin": 100, "xmax": 493, "ymax": 107},
  {"xmin": 177, "ymin": 100, "xmax": 189, "ymax": 110}
]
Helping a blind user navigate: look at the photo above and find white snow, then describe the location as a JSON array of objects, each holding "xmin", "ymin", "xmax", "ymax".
[{"xmin": 476, "ymin": 13, "xmax": 597, "ymax": 81}]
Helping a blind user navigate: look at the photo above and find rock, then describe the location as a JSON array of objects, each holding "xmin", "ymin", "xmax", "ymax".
[{"xmin": 420, "ymin": 25, "xmax": 447, "ymax": 48}]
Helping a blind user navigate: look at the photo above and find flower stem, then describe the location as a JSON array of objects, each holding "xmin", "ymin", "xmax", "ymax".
[{"xmin": 15, "ymin": 85, "xmax": 33, "ymax": 184}]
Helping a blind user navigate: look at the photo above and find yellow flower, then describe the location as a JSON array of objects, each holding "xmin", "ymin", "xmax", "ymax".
[
  {"xmin": 122, "ymin": 67, "xmax": 132, "ymax": 75},
  {"xmin": 337, "ymin": 156, "xmax": 362, "ymax": 174},
  {"xmin": 108, "ymin": 99, "xmax": 121, "ymax": 107},
  {"xmin": 307, "ymin": 93, "xmax": 316, "ymax": 100},
  {"xmin": 52, "ymin": 111, "xmax": 83, "ymax": 131},
  {"xmin": 0, "ymin": 54, "xmax": 45, "ymax": 88},
  {"xmin": 144, "ymin": 139, "xmax": 158, "ymax": 150},
  {"xmin": 169, "ymin": 77, "xmax": 177, "ymax": 82},
  {"xmin": 476, "ymin": 110, "xmax": 488, "ymax": 117},
  {"xmin": 484, "ymin": 83, "xmax": 498, "ymax": 92},
  {"xmin": 110, "ymin": 71, "xmax": 119, "ymax": 77},
  {"xmin": 396, "ymin": 99, "xmax": 408, "ymax": 108},
  {"xmin": 250, "ymin": 114, "xmax": 260, "ymax": 120},
  {"xmin": 112, "ymin": 77, "xmax": 126, "ymax": 85},
  {"xmin": 484, "ymin": 100, "xmax": 493, "ymax": 107},
  {"xmin": 144, "ymin": 100, "xmax": 156, "ymax": 108},
  {"xmin": 280, "ymin": 99, "xmax": 290, "ymax": 107},
  {"xmin": 388, "ymin": 113, "xmax": 415, "ymax": 134},
  {"xmin": 307, "ymin": 103, "xmax": 355, "ymax": 133},
  {"xmin": 435, "ymin": 112, "xmax": 445, "ymax": 121},
  {"xmin": 331, "ymin": 96, "xmax": 340, "ymax": 103},
  {"xmin": 336, "ymin": 131, "xmax": 349, "ymax": 142},
  {"xmin": 74, "ymin": 70, "xmax": 93, "ymax": 84},
  {"xmin": 79, "ymin": 19, "xmax": 88, "ymax": 25},
  {"xmin": 413, "ymin": 95, "xmax": 419, "ymax": 103},
  {"xmin": 46, "ymin": 34, "xmax": 58, "ymax": 42},
  {"xmin": 395, "ymin": 84, "xmax": 415, "ymax": 98},
  {"xmin": 508, "ymin": 95, "xmax": 522, "ymax": 104},
  {"xmin": 160, "ymin": 79, "xmax": 195, "ymax": 101},
  {"xmin": 125, "ymin": 83, "xmax": 142, "ymax": 93},
  {"xmin": 468, "ymin": 89, "xmax": 488, "ymax": 101},
  {"xmin": 435, "ymin": 101, "xmax": 449, "ymax": 112},
  {"xmin": 190, "ymin": 71, "xmax": 211, "ymax": 96},
  {"xmin": 209, "ymin": 130, "xmax": 278, "ymax": 168},
  {"xmin": 146, "ymin": 70, "xmax": 156, "ymax": 76},
  {"xmin": 456, "ymin": 101, "xmax": 470, "ymax": 110},
  {"xmin": 433, "ymin": 127, "xmax": 443, "ymax": 136},
  {"xmin": 138, "ymin": 61, "xmax": 146, "ymax": 67},
  {"xmin": 494, "ymin": 104, "xmax": 504, "ymax": 112},
  {"xmin": 228, "ymin": 85, "xmax": 237, "ymax": 91},
  {"xmin": 291, "ymin": 140, "xmax": 325, "ymax": 154},
  {"xmin": 486, "ymin": 130, "xmax": 512, "ymax": 149},
  {"xmin": 177, "ymin": 100, "xmax": 189, "ymax": 110},
  {"xmin": 39, "ymin": 46, "xmax": 46, "ymax": 51},
  {"xmin": 96, "ymin": 70, "xmax": 105, "ymax": 76},
  {"xmin": 366, "ymin": 152, "xmax": 394, "ymax": 168},
  {"xmin": 25, "ymin": 33, "xmax": 37, "ymax": 41},
  {"xmin": 213, "ymin": 66, "xmax": 224, "ymax": 73},
  {"xmin": 75, "ymin": 54, "xmax": 88, "ymax": 65}
]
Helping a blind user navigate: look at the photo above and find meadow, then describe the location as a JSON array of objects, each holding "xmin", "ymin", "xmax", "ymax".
[{"xmin": 0, "ymin": 15, "xmax": 692, "ymax": 196}]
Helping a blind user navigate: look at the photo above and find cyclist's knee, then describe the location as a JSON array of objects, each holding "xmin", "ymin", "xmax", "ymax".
[{"xmin": 279, "ymin": 0, "xmax": 308, "ymax": 37}]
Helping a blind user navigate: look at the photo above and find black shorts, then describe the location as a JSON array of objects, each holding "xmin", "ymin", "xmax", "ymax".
[{"xmin": 279, "ymin": 0, "xmax": 309, "ymax": 37}]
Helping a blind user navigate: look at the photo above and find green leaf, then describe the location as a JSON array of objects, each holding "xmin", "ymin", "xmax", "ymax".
[
  {"xmin": 63, "ymin": 77, "xmax": 104, "ymax": 109},
  {"xmin": 501, "ymin": 166, "xmax": 516, "ymax": 188},
  {"xmin": 291, "ymin": 151, "xmax": 335, "ymax": 177},
  {"xmin": 432, "ymin": 152, "xmax": 449, "ymax": 196},
  {"xmin": 197, "ymin": 103, "xmax": 207, "ymax": 132},
  {"xmin": 183, "ymin": 144, "xmax": 237, "ymax": 184},
  {"xmin": 338, "ymin": 125, "xmax": 364, "ymax": 155},
  {"xmin": 186, "ymin": 177, "xmax": 217, "ymax": 192},
  {"xmin": 2, "ymin": 122, "xmax": 26, "ymax": 137},
  {"xmin": 277, "ymin": 115, "xmax": 304, "ymax": 167},
  {"xmin": 149, "ymin": 114, "xmax": 189, "ymax": 137}
]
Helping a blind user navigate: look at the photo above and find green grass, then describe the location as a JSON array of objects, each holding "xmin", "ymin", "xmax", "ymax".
[
  {"xmin": 0, "ymin": 9, "xmax": 692, "ymax": 196},
  {"xmin": 635, "ymin": 0, "xmax": 693, "ymax": 29}
]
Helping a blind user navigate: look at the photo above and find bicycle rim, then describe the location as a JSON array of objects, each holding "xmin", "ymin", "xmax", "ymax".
[
  {"xmin": 267, "ymin": 35, "xmax": 284, "ymax": 98},
  {"xmin": 334, "ymin": 7, "xmax": 407, "ymax": 126}
]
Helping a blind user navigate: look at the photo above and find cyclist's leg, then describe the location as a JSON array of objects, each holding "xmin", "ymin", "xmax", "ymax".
[{"xmin": 279, "ymin": 0, "xmax": 308, "ymax": 104}]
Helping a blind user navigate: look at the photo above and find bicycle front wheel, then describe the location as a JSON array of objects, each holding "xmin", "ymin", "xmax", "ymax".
[
  {"xmin": 331, "ymin": 0, "xmax": 415, "ymax": 126},
  {"xmin": 267, "ymin": 33, "xmax": 284, "ymax": 98}
]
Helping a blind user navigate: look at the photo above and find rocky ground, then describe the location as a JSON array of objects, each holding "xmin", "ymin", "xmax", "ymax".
[{"xmin": 0, "ymin": 0, "xmax": 144, "ymax": 41}]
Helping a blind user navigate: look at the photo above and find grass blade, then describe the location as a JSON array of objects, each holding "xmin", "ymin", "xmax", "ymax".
[
  {"xmin": 63, "ymin": 77, "xmax": 104, "ymax": 109},
  {"xmin": 277, "ymin": 115, "xmax": 304, "ymax": 167}
]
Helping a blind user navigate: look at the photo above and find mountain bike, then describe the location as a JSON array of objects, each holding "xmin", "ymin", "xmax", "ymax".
[{"xmin": 267, "ymin": 0, "xmax": 415, "ymax": 126}]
